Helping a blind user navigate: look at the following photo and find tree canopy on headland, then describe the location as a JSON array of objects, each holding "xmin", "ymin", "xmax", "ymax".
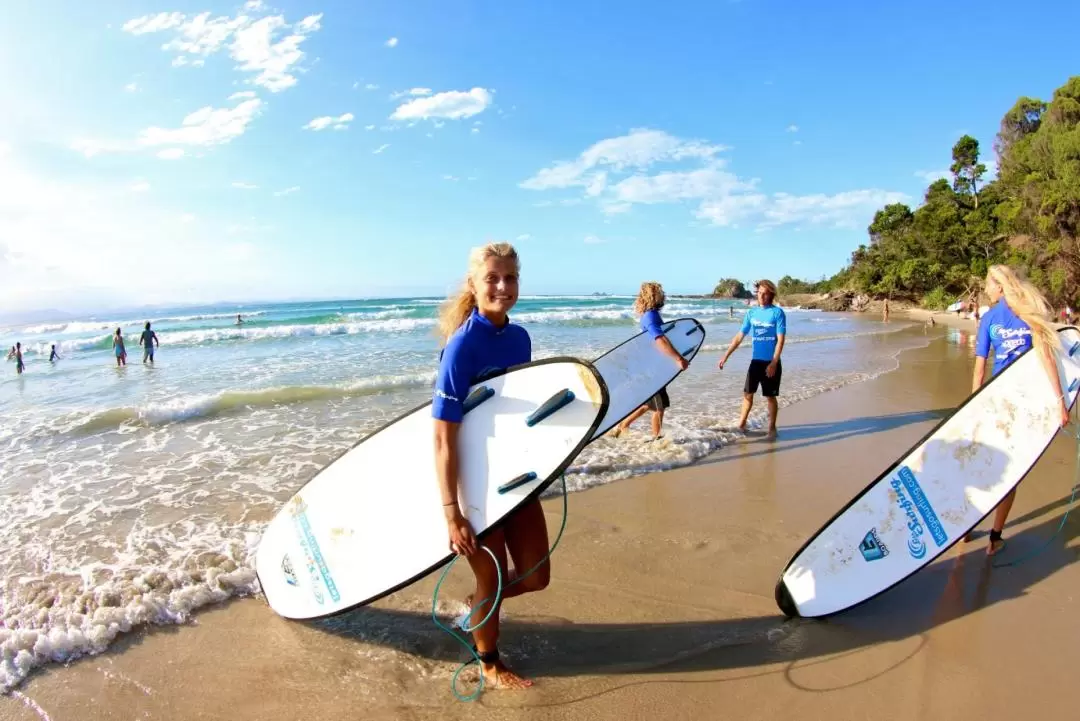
[{"xmin": 778, "ymin": 75, "xmax": 1080, "ymax": 310}]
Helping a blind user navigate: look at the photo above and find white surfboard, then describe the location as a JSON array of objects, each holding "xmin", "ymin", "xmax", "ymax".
[
  {"xmin": 775, "ymin": 327, "xmax": 1080, "ymax": 619},
  {"xmin": 590, "ymin": 317, "xmax": 706, "ymax": 439},
  {"xmin": 255, "ymin": 357, "xmax": 609, "ymax": 620}
]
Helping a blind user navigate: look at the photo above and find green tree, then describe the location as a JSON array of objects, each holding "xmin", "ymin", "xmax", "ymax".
[
  {"xmin": 950, "ymin": 135, "xmax": 987, "ymax": 208},
  {"xmin": 712, "ymin": 278, "xmax": 749, "ymax": 298}
]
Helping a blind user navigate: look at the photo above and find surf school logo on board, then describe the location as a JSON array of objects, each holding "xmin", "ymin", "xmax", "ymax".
[
  {"xmin": 288, "ymin": 495, "xmax": 341, "ymax": 605},
  {"xmin": 890, "ymin": 465, "xmax": 948, "ymax": 560},
  {"xmin": 859, "ymin": 528, "xmax": 889, "ymax": 561},
  {"xmin": 281, "ymin": 554, "xmax": 299, "ymax": 586}
]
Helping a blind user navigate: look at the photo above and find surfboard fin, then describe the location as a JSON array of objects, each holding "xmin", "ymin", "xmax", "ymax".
[
  {"xmin": 680, "ymin": 347, "xmax": 696, "ymax": 358},
  {"xmin": 526, "ymin": 389, "xmax": 575, "ymax": 427},
  {"xmin": 498, "ymin": 471, "xmax": 537, "ymax": 495},
  {"xmin": 685, "ymin": 326, "xmax": 698, "ymax": 336},
  {"xmin": 1069, "ymin": 341, "xmax": 1079, "ymax": 357},
  {"xmin": 1069, "ymin": 378, "xmax": 1079, "ymax": 394},
  {"xmin": 462, "ymin": 386, "xmax": 495, "ymax": 415}
]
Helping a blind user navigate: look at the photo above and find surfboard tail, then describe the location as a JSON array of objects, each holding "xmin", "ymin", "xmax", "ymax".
[{"xmin": 775, "ymin": 580, "xmax": 799, "ymax": 619}]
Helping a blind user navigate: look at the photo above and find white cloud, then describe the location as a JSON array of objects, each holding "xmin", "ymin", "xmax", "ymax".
[
  {"xmin": 583, "ymin": 235, "xmax": 605, "ymax": 244},
  {"xmin": 385, "ymin": 37, "xmax": 399, "ymax": 47},
  {"xmin": 443, "ymin": 175, "xmax": 459, "ymax": 181},
  {"xmin": 365, "ymin": 83, "xmax": 379, "ymax": 90},
  {"xmin": 229, "ymin": 91, "xmax": 257, "ymax": 100},
  {"xmin": 122, "ymin": 8, "xmax": 322, "ymax": 93},
  {"xmin": 232, "ymin": 181, "xmax": 258, "ymax": 189},
  {"xmin": 244, "ymin": 1, "xmax": 265, "ymax": 10},
  {"xmin": 124, "ymin": 82, "xmax": 139, "ymax": 93},
  {"xmin": 373, "ymin": 144, "xmax": 389, "ymax": 154},
  {"xmin": 390, "ymin": 88, "xmax": 492, "ymax": 121},
  {"xmin": 516, "ymin": 234, "xmax": 531, "ymax": 242},
  {"xmin": 129, "ymin": 180, "xmax": 151, "ymax": 192},
  {"xmin": 364, "ymin": 125, "xmax": 376, "ymax": 131},
  {"xmin": 273, "ymin": 186, "xmax": 300, "ymax": 197},
  {"xmin": 471, "ymin": 127, "xmax": 480, "ymax": 134},
  {"xmin": 73, "ymin": 98, "xmax": 263, "ymax": 159},
  {"xmin": 122, "ymin": 12, "xmax": 185, "ymax": 35},
  {"xmin": 787, "ymin": 124, "xmax": 799, "ymax": 133},
  {"xmin": 914, "ymin": 169, "xmax": 950, "ymax": 183},
  {"xmin": 303, "ymin": 112, "xmax": 354, "ymax": 131},
  {"xmin": 521, "ymin": 128, "xmax": 908, "ymax": 231},
  {"xmin": 391, "ymin": 88, "xmax": 432, "ymax": 99}
]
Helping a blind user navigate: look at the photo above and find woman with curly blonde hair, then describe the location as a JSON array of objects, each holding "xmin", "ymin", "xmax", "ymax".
[
  {"xmin": 613, "ymin": 281, "xmax": 688, "ymax": 440},
  {"xmin": 964, "ymin": 264, "xmax": 1071, "ymax": 556}
]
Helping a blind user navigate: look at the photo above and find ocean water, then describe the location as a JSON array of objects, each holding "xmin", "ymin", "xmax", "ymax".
[{"xmin": 0, "ymin": 295, "xmax": 926, "ymax": 690}]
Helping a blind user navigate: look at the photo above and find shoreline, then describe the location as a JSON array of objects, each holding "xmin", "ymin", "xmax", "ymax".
[{"xmin": 5, "ymin": 325, "xmax": 1080, "ymax": 720}]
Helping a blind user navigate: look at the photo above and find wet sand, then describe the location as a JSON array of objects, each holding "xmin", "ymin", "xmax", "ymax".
[{"xmin": 5, "ymin": 326, "xmax": 1080, "ymax": 721}]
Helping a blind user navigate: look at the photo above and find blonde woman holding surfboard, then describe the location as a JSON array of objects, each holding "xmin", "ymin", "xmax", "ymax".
[
  {"xmin": 432, "ymin": 241, "xmax": 547, "ymax": 690},
  {"xmin": 966, "ymin": 264, "xmax": 1071, "ymax": 556}
]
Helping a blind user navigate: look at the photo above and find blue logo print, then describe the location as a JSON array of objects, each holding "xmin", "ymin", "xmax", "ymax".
[
  {"xmin": 859, "ymin": 528, "xmax": 889, "ymax": 562},
  {"xmin": 890, "ymin": 465, "xmax": 948, "ymax": 560}
]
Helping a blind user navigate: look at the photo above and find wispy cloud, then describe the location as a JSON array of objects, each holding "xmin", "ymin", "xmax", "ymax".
[
  {"xmin": 390, "ymin": 88, "xmax": 492, "ymax": 121},
  {"xmin": 122, "ymin": 7, "xmax": 323, "ymax": 93},
  {"xmin": 516, "ymin": 234, "xmax": 531, "ymax": 242},
  {"xmin": 273, "ymin": 186, "xmax": 300, "ymax": 197},
  {"xmin": 303, "ymin": 112, "xmax": 354, "ymax": 131},
  {"xmin": 583, "ymin": 235, "xmax": 606, "ymax": 244},
  {"xmin": 914, "ymin": 169, "xmax": 950, "ymax": 183},
  {"xmin": 373, "ymin": 144, "xmax": 390, "ymax": 154},
  {"xmin": 522, "ymin": 128, "xmax": 907, "ymax": 230},
  {"xmin": 786, "ymin": 124, "xmax": 799, "ymax": 133},
  {"xmin": 231, "ymin": 181, "xmax": 258, "ymax": 189},
  {"xmin": 72, "ymin": 97, "xmax": 263, "ymax": 159},
  {"xmin": 385, "ymin": 36, "xmax": 399, "ymax": 47}
]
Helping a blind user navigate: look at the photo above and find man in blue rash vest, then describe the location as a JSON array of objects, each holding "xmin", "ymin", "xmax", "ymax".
[{"xmin": 717, "ymin": 279, "xmax": 787, "ymax": 439}]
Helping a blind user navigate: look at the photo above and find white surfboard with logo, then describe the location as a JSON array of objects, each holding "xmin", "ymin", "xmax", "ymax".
[
  {"xmin": 775, "ymin": 326, "xmax": 1080, "ymax": 619},
  {"xmin": 255, "ymin": 357, "xmax": 608, "ymax": 620}
]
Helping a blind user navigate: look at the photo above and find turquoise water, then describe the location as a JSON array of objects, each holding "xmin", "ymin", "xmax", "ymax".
[{"xmin": 0, "ymin": 295, "xmax": 924, "ymax": 690}]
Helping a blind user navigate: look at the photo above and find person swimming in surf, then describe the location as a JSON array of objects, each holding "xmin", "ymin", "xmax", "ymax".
[
  {"xmin": 717, "ymin": 279, "xmax": 787, "ymax": 439},
  {"xmin": 139, "ymin": 321, "xmax": 159, "ymax": 363},
  {"xmin": 49, "ymin": 344, "xmax": 60, "ymax": 362},
  {"xmin": 612, "ymin": 281, "xmax": 689, "ymax": 441},
  {"xmin": 432, "ymin": 241, "xmax": 545, "ymax": 690},
  {"xmin": 112, "ymin": 328, "xmax": 127, "ymax": 367},
  {"xmin": 964, "ymin": 264, "xmax": 1071, "ymax": 556}
]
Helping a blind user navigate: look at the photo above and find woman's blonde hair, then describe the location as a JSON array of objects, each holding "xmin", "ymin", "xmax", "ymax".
[
  {"xmin": 436, "ymin": 241, "xmax": 520, "ymax": 344},
  {"xmin": 633, "ymin": 281, "xmax": 666, "ymax": 314},
  {"xmin": 985, "ymin": 264, "xmax": 1060, "ymax": 351}
]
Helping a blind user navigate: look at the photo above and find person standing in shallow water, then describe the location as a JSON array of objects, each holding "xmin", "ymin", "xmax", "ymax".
[
  {"xmin": 717, "ymin": 279, "xmax": 787, "ymax": 439},
  {"xmin": 431, "ymin": 241, "xmax": 547, "ymax": 690},
  {"xmin": 612, "ymin": 281, "xmax": 689, "ymax": 440},
  {"xmin": 112, "ymin": 328, "xmax": 127, "ymax": 367},
  {"xmin": 139, "ymin": 322, "xmax": 159, "ymax": 364},
  {"xmin": 964, "ymin": 264, "xmax": 1071, "ymax": 556}
]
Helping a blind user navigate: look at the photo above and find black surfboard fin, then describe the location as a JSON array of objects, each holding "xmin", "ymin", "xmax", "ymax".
[
  {"xmin": 498, "ymin": 471, "xmax": 537, "ymax": 495},
  {"xmin": 526, "ymin": 389, "xmax": 575, "ymax": 427}
]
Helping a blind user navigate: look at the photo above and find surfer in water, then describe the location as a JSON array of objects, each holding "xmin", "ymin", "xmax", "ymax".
[
  {"xmin": 717, "ymin": 279, "xmax": 787, "ymax": 439},
  {"xmin": 965, "ymin": 264, "xmax": 1071, "ymax": 556},
  {"xmin": 432, "ymin": 241, "xmax": 544, "ymax": 690},
  {"xmin": 612, "ymin": 281, "xmax": 689, "ymax": 440}
]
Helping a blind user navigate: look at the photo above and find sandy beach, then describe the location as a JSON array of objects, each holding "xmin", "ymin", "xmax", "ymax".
[{"xmin": 5, "ymin": 322, "xmax": 1080, "ymax": 721}]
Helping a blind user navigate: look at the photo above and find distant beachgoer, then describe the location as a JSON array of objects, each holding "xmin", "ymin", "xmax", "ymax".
[
  {"xmin": 49, "ymin": 344, "xmax": 60, "ymax": 362},
  {"xmin": 140, "ymin": 322, "xmax": 159, "ymax": 363},
  {"xmin": 717, "ymin": 279, "xmax": 787, "ymax": 439},
  {"xmin": 112, "ymin": 328, "xmax": 127, "ymax": 367},
  {"xmin": 432, "ymin": 241, "xmax": 542, "ymax": 690},
  {"xmin": 13, "ymin": 342, "xmax": 24, "ymax": 374},
  {"xmin": 236, "ymin": 313, "xmax": 244, "ymax": 325},
  {"xmin": 612, "ymin": 281, "xmax": 689, "ymax": 441},
  {"xmin": 964, "ymin": 264, "xmax": 1070, "ymax": 556},
  {"xmin": 728, "ymin": 305, "xmax": 734, "ymax": 318},
  {"xmin": 883, "ymin": 299, "xmax": 890, "ymax": 323}
]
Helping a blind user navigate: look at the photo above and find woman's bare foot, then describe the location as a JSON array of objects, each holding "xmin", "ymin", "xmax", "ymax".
[
  {"xmin": 987, "ymin": 538, "xmax": 1006, "ymax": 556},
  {"xmin": 481, "ymin": 660, "xmax": 534, "ymax": 689},
  {"xmin": 765, "ymin": 427, "xmax": 777, "ymax": 440}
]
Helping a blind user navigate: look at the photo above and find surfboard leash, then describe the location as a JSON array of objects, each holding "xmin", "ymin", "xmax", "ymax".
[
  {"xmin": 992, "ymin": 411, "xmax": 1080, "ymax": 569},
  {"xmin": 430, "ymin": 474, "xmax": 571, "ymax": 702}
]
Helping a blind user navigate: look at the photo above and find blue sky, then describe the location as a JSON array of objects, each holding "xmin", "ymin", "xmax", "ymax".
[{"xmin": 1, "ymin": 0, "xmax": 1078, "ymax": 312}]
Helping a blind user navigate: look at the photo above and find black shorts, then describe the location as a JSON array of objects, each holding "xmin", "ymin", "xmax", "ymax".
[
  {"xmin": 646, "ymin": 386, "xmax": 670, "ymax": 412},
  {"xmin": 744, "ymin": 359, "xmax": 782, "ymax": 397}
]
